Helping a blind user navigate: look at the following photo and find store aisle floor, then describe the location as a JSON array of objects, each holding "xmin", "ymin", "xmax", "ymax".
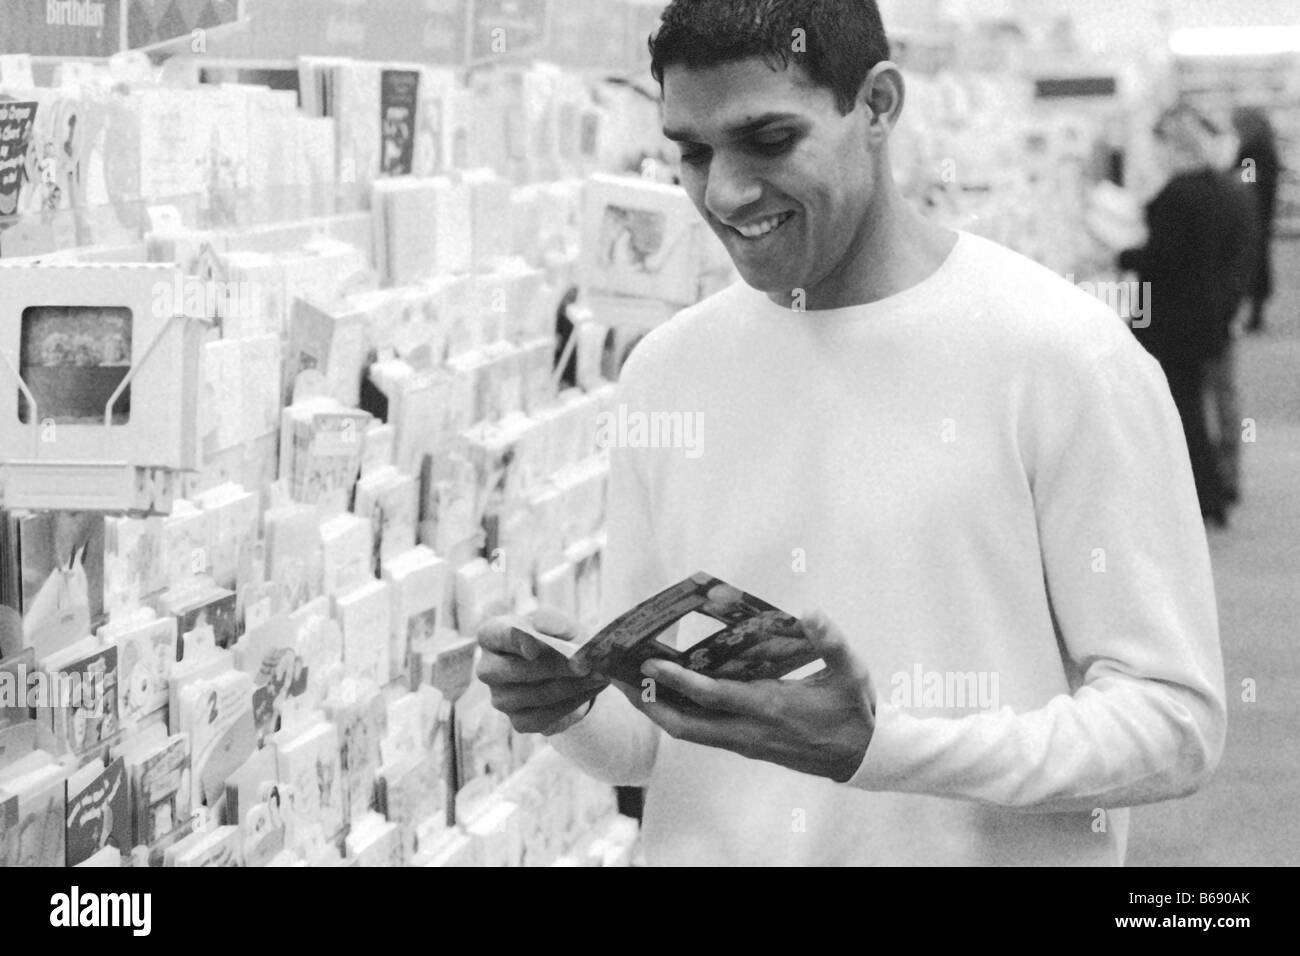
[{"xmin": 1127, "ymin": 238, "xmax": 1300, "ymax": 867}]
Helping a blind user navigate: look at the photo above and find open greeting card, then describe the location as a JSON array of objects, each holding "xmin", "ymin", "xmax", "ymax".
[{"xmin": 512, "ymin": 573, "xmax": 824, "ymax": 705}]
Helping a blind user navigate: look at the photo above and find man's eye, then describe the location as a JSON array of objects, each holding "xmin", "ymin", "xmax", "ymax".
[{"xmin": 749, "ymin": 135, "xmax": 796, "ymax": 155}]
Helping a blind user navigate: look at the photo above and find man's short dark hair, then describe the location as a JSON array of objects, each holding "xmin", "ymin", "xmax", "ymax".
[{"xmin": 648, "ymin": 0, "xmax": 891, "ymax": 116}]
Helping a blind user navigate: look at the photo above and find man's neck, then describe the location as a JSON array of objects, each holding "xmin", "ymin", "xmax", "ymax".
[{"xmin": 768, "ymin": 185, "xmax": 958, "ymax": 311}]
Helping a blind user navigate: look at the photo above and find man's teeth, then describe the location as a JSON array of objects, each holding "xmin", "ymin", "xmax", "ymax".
[{"xmin": 735, "ymin": 213, "xmax": 790, "ymax": 239}]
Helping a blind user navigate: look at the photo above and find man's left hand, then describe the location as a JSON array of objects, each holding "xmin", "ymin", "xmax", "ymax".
[{"xmin": 614, "ymin": 612, "xmax": 877, "ymax": 782}]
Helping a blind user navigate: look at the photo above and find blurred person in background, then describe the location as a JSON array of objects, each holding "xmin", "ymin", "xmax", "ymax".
[
  {"xmin": 1120, "ymin": 104, "xmax": 1255, "ymax": 528},
  {"xmin": 1231, "ymin": 107, "xmax": 1281, "ymax": 335}
]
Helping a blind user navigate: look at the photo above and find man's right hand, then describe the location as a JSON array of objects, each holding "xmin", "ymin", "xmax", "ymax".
[{"xmin": 476, "ymin": 606, "xmax": 609, "ymax": 735}]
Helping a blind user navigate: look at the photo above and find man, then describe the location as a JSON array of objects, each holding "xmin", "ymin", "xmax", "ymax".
[
  {"xmin": 478, "ymin": 0, "xmax": 1225, "ymax": 866},
  {"xmin": 1121, "ymin": 106, "xmax": 1258, "ymax": 525}
]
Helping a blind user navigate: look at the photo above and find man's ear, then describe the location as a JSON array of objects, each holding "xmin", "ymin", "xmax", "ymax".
[{"xmin": 859, "ymin": 61, "xmax": 906, "ymax": 136}]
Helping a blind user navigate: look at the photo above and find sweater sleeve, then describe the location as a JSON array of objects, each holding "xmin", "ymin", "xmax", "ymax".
[
  {"xmin": 847, "ymin": 330, "xmax": 1227, "ymax": 811},
  {"xmin": 546, "ymin": 358, "xmax": 665, "ymax": 786}
]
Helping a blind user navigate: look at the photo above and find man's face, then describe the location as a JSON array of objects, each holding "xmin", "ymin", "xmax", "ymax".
[{"xmin": 662, "ymin": 57, "xmax": 876, "ymax": 296}]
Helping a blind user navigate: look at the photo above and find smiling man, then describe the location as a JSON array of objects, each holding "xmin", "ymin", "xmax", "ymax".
[{"xmin": 477, "ymin": 0, "xmax": 1226, "ymax": 866}]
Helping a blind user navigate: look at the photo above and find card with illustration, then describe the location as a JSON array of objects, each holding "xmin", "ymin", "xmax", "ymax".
[
  {"xmin": 512, "ymin": 573, "xmax": 821, "ymax": 703},
  {"xmin": 114, "ymin": 616, "xmax": 176, "ymax": 724},
  {"xmin": 65, "ymin": 756, "xmax": 130, "ymax": 866},
  {"xmin": 49, "ymin": 643, "xmax": 120, "ymax": 757},
  {"xmin": 18, "ymin": 511, "xmax": 105, "ymax": 660},
  {"xmin": 579, "ymin": 174, "xmax": 699, "ymax": 306}
]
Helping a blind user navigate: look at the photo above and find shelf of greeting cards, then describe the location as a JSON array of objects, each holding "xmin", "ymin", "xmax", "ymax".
[{"xmin": 0, "ymin": 180, "xmax": 374, "ymax": 263}]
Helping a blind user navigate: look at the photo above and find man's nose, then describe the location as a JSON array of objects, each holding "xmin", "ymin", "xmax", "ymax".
[{"xmin": 704, "ymin": 154, "xmax": 763, "ymax": 223}]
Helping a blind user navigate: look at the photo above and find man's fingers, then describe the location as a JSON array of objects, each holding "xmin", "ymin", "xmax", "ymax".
[
  {"xmin": 506, "ymin": 692, "xmax": 602, "ymax": 736},
  {"xmin": 489, "ymin": 678, "xmax": 608, "ymax": 712},
  {"xmin": 634, "ymin": 695, "xmax": 758, "ymax": 750},
  {"xmin": 799, "ymin": 612, "xmax": 853, "ymax": 671},
  {"xmin": 641, "ymin": 660, "xmax": 773, "ymax": 716},
  {"xmin": 477, "ymin": 648, "xmax": 582, "ymax": 685},
  {"xmin": 530, "ymin": 606, "xmax": 585, "ymax": 642},
  {"xmin": 801, "ymin": 612, "xmax": 875, "ymax": 706},
  {"xmin": 477, "ymin": 617, "xmax": 543, "ymax": 660}
]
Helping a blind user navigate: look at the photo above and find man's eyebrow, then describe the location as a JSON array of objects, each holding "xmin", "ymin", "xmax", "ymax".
[{"xmin": 663, "ymin": 112, "xmax": 804, "ymax": 143}]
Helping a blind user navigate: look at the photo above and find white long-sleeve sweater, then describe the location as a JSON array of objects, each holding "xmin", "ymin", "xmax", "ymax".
[{"xmin": 551, "ymin": 231, "xmax": 1227, "ymax": 866}]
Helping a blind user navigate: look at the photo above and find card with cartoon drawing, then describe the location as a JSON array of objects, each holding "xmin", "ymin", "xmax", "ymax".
[{"xmin": 512, "ymin": 572, "xmax": 822, "ymax": 704}]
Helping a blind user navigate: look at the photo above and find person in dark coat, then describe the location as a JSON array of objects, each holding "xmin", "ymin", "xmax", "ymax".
[
  {"xmin": 1231, "ymin": 107, "xmax": 1282, "ymax": 334},
  {"xmin": 1120, "ymin": 105, "xmax": 1257, "ymax": 527}
]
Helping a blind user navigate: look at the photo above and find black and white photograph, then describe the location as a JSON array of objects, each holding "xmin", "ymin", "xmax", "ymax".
[{"xmin": 0, "ymin": 0, "xmax": 1295, "ymax": 933}]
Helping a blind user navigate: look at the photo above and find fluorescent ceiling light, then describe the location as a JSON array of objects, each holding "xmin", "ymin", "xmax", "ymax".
[{"xmin": 1171, "ymin": 26, "xmax": 1300, "ymax": 57}]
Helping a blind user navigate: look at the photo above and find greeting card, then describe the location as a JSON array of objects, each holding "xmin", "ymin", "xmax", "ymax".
[
  {"xmin": 333, "ymin": 580, "xmax": 392, "ymax": 686},
  {"xmin": 0, "ymin": 756, "xmax": 68, "ymax": 867},
  {"xmin": 353, "ymin": 467, "xmax": 419, "ymax": 575},
  {"xmin": 237, "ymin": 617, "xmax": 310, "ymax": 745},
  {"xmin": 223, "ymin": 743, "xmax": 275, "ymax": 824},
  {"xmin": 246, "ymin": 88, "xmax": 302, "ymax": 222},
  {"xmin": 345, "ymin": 810, "xmax": 403, "ymax": 867},
  {"xmin": 413, "ymin": 66, "xmax": 455, "ymax": 179},
  {"xmin": 162, "ymin": 585, "xmax": 239, "ymax": 653},
  {"xmin": 381, "ymin": 546, "xmax": 448, "ymax": 687},
  {"xmin": 165, "ymin": 823, "xmax": 242, "ymax": 867},
  {"xmin": 175, "ymin": 668, "xmax": 255, "ymax": 809},
  {"xmin": 193, "ymin": 483, "xmax": 260, "ymax": 593},
  {"xmin": 119, "ymin": 729, "xmax": 191, "ymax": 850},
  {"xmin": 361, "ymin": 422, "xmax": 396, "ymax": 478},
  {"xmin": 241, "ymin": 334, "xmax": 283, "ymax": 441},
  {"xmin": 336, "ymin": 61, "xmax": 382, "ymax": 190},
  {"xmin": 319, "ymin": 514, "xmax": 373, "ymax": 598},
  {"xmin": 424, "ymin": 274, "xmax": 475, "ymax": 359},
  {"xmin": 324, "ymin": 678, "xmax": 385, "ymax": 826},
  {"xmin": 460, "ymin": 167, "xmax": 513, "ymax": 266},
  {"xmin": 0, "ymin": 100, "xmax": 39, "ymax": 224},
  {"xmin": 296, "ymin": 116, "xmax": 337, "ymax": 216},
  {"xmin": 264, "ymin": 503, "xmax": 324, "ymax": 614},
  {"xmin": 103, "ymin": 515, "xmax": 166, "ymax": 619},
  {"xmin": 279, "ymin": 240, "xmax": 372, "ymax": 320},
  {"xmin": 376, "ymin": 751, "xmax": 443, "ymax": 865},
  {"xmin": 220, "ymin": 250, "xmax": 287, "ymax": 339},
  {"xmin": 513, "ymin": 573, "xmax": 822, "ymax": 703},
  {"xmin": 380, "ymin": 69, "xmax": 419, "ymax": 178},
  {"xmin": 161, "ymin": 501, "xmax": 211, "ymax": 595},
  {"xmin": 104, "ymin": 613, "xmax": 175, "ymax": 726},
  {"xmin": 272, "ymin": 720, "xmax": 344, "ymax": 842},
  {"xmin": 64, "ymin": 755, "xmax": 130, "ymax": 866},
  {"xmin": 284, "ymin": 298, "xmax": 367, "ymax": 409},
  {"xmin": 454, "ymin": 677, "xmax": 511, "ymax": 815},
  {"xmin": 380, "ymin": 687, "xmax": 445, "ymax": 768},
  {"xmin": 0, "ymin": 648, "xmax": 35, "ymax": 730},
  {"xmin": 454, "ymin": 559, "xmax": 506, "ymax": 638},
  {"xmin": 15, "ymin": 510, "xmax": 105, "ymax": 660},
  {"xmin": 41, "ymin": 640, "xmax": 118, "ymax": 757},
  {"xmin": 289, "ymin": 600, "xmax": 343, "ymax": 709},
  {"xmin": 566, "ymin": 538, "xmax": 603, "ymax": 632},
  {"xmin": 279, "ymin": 399, "xmax": 372, "ymax": 517},
  {"xmin": 424, "ymin": 454, "xmax": 479, "ymax": 556},
  {"xmin": 535, "ymin": 562, "xmax": 577, "ymax": 620}
]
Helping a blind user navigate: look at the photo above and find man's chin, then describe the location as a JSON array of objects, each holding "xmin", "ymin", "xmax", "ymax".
[{"xmin": 736, "ymin": 265, "xmax": 802, "ymax": 299}]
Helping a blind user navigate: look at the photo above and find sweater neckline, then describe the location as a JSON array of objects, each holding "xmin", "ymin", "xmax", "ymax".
[{"xmin": 746, "ymin": 229, "xmax": 970, "ymax": 324}]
